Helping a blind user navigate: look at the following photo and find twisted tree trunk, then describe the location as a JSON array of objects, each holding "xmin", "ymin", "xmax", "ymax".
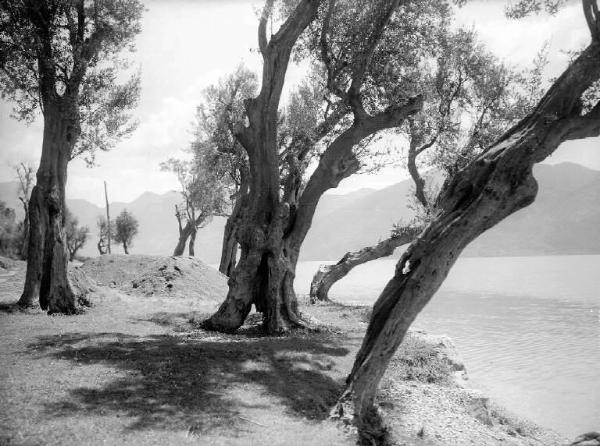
[
  {"xmin": 204, "ymin": 0, "xmax": 423, "ymax": 334},
  {"xmin": 310, "ymin": 225, "xmax": 422, "ymax": 302},
  {"xmin": 219, "ymin": 175, "xmax": 248, "ymax": 276},
  {"xmin": 202, "ymin": 0, "xmax": 322, "ymax": 334},
  {"xmin": 18, "ymin": 104, "xmax": 84, "ymax": 313},
  {"xmin": 338, "ymin": 36, "xmax": 600, "ymax": 443}
]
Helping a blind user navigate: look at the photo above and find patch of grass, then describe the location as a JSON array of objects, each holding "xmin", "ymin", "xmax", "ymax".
[
  {"xmin": 388, "ymin": 334, "xmax": 453, "ymax": 385},
  {"xmin": 489, "ymin": 404, "xmax": 539, "ymax": 437}
]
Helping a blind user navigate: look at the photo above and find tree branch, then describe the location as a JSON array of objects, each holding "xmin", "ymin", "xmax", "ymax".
[
  {"xmin": 583, "ymin": 0, "xmax": 600, "ymax": 41},
  {"xmin": 258, "ymin": 0, "xmax": 274, "ymax": 55}
]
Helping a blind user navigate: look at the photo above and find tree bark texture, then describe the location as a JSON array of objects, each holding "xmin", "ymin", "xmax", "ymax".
[
  {"xmin": 219, "ymin": 177, "xmax": 248, "ymax": 276},
  {"xmin": 203, "ymin": 0, "xmax": 322, "ymax": 334},
  {"xmin": 309, "ymin": 225, "xmax": 422, "ymax": 303},
  {"xmin": 339, "ymin": 38, "xmax": 600, "ymax": 441},
  {"xmin": 18, "ymin": 105, "xmax": 83, "ymax": 313}
]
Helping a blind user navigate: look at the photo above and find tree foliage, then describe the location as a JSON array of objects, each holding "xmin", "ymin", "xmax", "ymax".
[
  {"xmin": 96, "ymin": 215, "xmax": 113, "ymax": 255},
  {"xmin": 0, "ymin": 0, "xmax": 143, "ymax": 164},
  {"xmin": 113, "ymin": 209, "xmax": 138, "ymax": 254},
  {"xmin": 193, "ymin": 64, "xmax": 258, "ymax": 192},
  {"xmin": 0, "ymin": 201, "xmax": 21, "ymax": 258},
  {"xmin": 64, "ymin": 207, "xmax": 89, "ymax": 261}
]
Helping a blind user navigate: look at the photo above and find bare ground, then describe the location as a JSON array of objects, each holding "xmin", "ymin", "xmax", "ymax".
[{"xmin": 0, "ymin": 256, "xmax": 566, "ymax": 446}]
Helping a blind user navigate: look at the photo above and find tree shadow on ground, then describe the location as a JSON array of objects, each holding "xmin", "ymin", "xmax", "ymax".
[{"xmin": 28, "ymin": 326, "xmax": 350, "ymax": 435}]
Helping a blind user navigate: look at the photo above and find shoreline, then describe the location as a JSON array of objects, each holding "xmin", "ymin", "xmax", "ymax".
[{"xmin": 310, "ymin": 300, "xmax": 568, "ymax": 446}]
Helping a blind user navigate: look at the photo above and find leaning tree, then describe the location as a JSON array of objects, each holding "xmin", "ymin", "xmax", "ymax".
[
  {"xmin": 0, "ymin": 0, "xmax": 143, "ymax": 313},
  {"xmin": 204, "ymin": 0, "xmax": 454, "ymax": 334},
  {"xmin": 161, "ymin": 152, "xmax": 229, "ymax": 257},
  {"xmin": 335, "ymin": 1, "xmax": 600, "ymax": 442},
  {"xmin": 309, "ymin": 28, "xmax": 548, "ymax": 302}
]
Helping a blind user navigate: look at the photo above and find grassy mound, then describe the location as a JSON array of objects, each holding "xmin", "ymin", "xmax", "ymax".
[{"xmin": 81, "ymin": 255, "xmax": 228, "ymax": 303}]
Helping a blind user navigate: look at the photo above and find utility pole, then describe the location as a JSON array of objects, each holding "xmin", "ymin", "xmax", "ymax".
[{"xmin": 104, "ymin": 180, "xmax": 111, "ymax": 254}]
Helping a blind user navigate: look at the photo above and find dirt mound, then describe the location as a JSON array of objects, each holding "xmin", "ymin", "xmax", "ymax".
[{"xmin": 81, "ymin": 255, "xmax": 228, "ymax": 303}]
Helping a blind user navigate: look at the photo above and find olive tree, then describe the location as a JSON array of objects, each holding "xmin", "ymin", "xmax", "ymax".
[
  {"xmin": 14, "ymin": 162, "xmax": 35, "ymax": 260},
  {"xmin": 64, "ymin": 208, "xmax": 88, "ymax": 261},
  {"xmin": 204, "ymin": 0, "xmax": 451, "ymax": 334},
  {"xmin": 1, "ymin": 0, "xmax": 143, "ymax": 313},
  {"xmin": 161, "ymin": 153, "xmax": 229, "ymax": 257}
]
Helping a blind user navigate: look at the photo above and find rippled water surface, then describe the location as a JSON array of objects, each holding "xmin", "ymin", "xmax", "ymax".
[{"xmin": 295, "ymin": 255, "xmax": 600, "ymax": 437}]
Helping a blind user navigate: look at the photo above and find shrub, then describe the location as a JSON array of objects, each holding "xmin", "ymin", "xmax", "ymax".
[{"xmin": 390, "ymin": 334, "xmax": 453, "ymax": 385}]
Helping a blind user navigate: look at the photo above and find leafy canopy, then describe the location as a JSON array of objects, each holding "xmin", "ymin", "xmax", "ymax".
[{"xmin": 0, "ymin": 0, "xmax": 144, "ymax": 164}]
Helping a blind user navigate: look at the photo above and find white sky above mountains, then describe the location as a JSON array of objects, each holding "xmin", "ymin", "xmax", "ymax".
[{"xmin": 0, "ymin": 0, "xmax": 598, "ymax": 206}]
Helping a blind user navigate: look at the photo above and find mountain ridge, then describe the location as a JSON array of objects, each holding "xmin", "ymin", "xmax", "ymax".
[{"xmin": 1, "ymin": 162, "xmax": 599, "ymax": 262}]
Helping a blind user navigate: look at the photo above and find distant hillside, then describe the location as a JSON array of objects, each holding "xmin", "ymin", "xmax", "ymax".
[{"xmin": 1, "ymin": 162, "xmax": 599, "ymax": 262}]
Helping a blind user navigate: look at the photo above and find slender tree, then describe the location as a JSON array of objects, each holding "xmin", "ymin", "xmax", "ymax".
[
  {"xmin": 204, "ymin": 0, "xmax": 457, "ymax": 334},
  {"xmin": 161, "ymin": 150, "xmax": 229, "ymax": 257},
  {"xmin": 113, "ymin": 209, "xmax": 138, "ymax": 255},
  {"xmin": 336, "ymin": 1, "xmax": 600, "ymax": 441},
  {"xmin": 1, "ymin": 0, "xmax": 143, "ymax": 312},
  {"xmin": 64, "ymin": 208, "xmax": 88, "ymax": 261},
  {"xmin": 14, "ymin": 162, "xmax": 34, "ymax": 260},
  {"xmin": 96, "ymin": 216, "xmax": 112, "ymax": 255},
  {"xmin": 104, "ymin": 180, "xmax": 111, "ymax": 254}
]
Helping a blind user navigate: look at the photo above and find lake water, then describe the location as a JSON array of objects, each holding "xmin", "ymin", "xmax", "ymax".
[{"xmin": 295, "ymin": 255, "xmax": 600, "ymax": 437}]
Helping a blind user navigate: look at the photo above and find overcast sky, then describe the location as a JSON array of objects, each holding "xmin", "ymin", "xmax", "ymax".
[{"xmin": 0, "ymin": 0, "xmax": 597, "ymax": 206}]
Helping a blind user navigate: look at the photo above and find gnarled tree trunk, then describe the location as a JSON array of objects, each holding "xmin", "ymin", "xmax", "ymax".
[
  {"xmin": 310, "ymin": 225, "xmax": 422, "ymax": 302},
  {"xmin": 203, "ymin": 0, "xmax": 423, "ymax": 334},
  {"xmin": 203, "ymin": 0, "xmax": 323, "ymax": 334},
  {"xmin": 219, "ymin": 176, "xmax": 248, "ymax": 276},
  {"xmin": 18, "ymin": 104, "xmax": 83, "ymax": 314},
  {"xmin": 338, "ymin": 36, "xmax": 600, "ymax": 443}
]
